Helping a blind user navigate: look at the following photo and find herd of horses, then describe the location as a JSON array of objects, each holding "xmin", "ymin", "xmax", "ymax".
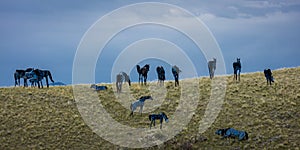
[
  {"xmin": 116, "ymin": 57, "xmax": 274, "ymax": 93},
  {"xmin": 14, "ymin": 68, "xmax": 54, "ymax": 88},
  {"xmin": 13, "ymin": 58, "xmax": 274, "ymax": 90}
]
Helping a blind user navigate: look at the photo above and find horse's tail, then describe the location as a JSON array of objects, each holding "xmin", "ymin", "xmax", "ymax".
[
  {"xmin": 244, "ymin": 131, "xmax": 249, "ymax": 140},
  {"xmin": 14, "ymin": 72, "xmax": 18, "ymax": 86},
  {"xmin": 130, "ymin": 103, "xmax": 133, "ymax": 111},
  {"xmin": 136, "ymin": 65, "xmax": 141, "ymax": 74},
  {"xmin": 48, "ymin": 71, "xmax": 54, "ymax": 83},
  {"xmin": 149, "ymin": 115, "xmax": 152, "ymax": 121}
]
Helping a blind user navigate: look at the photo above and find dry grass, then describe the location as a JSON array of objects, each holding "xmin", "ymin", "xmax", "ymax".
[{"xmin": 0, "ymin": 67, "xmax": 299, "ymax": 149}]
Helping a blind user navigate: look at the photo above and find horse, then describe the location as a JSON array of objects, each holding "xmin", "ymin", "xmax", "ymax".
[
  {"xmin": 28, "ymin": 69, "xmax": 44, "ymax": 88},
  {"xmin": 156, "ymin": 66, "xmax": 165, "ymax": 86},
  {"xmin": 149, "ymin": 112, "xmax": 169, "ymax": 129},
  {"xmin": 233, "ymin": 58, "xmax": 241, "ymax": 82},
  {"xmin": 264, "ymin": 69, "xmax": 274, "ymax": 85},
  {"xmin": 208, "ymin": 58, "xmax": 216, "ymax": 79},
  {"xmin": 136, "ymin": 64, "xmax": 150, "ymax": 85},
  {"xmin": 14, "ymin": 68, "xmax": 34, "ymax": 87},
  {"xmin": 90, "ymin": 84, "xmax": 108, "ymax": 91},
  {"xmin": 34, "ymin": 69, "xmax": 54, "ymax": 88},
  {"xmin": 130, "ymin": 96, "xmax": 153, "ymax": 116},
  {"xmin": 116, "ymin": 72, "xmax": 131, "ymax": 93},
  {"xmin": 215, "ymin": 128, "xmax": 248, "ymax": 141},
  {"xmin": 172, "ymin": 65, "xmax": 181, "ymax": 87}
]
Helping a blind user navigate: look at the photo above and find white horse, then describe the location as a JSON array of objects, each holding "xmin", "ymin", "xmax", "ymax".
[
  {"xmin": 208, "ymin": 58, "xmax": 216, "ymax": 79},
  {"xmin": 130, "ymin": 96, "xmax": 153, "ymax": 116}
]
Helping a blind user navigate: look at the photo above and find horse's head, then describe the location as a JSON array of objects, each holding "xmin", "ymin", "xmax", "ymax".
[
  {"xmin": 237, "ymin": 58, "xmax": 240, "ymax": 62},
  {"xmin": 161, "ymin": 112, "xmax": 169, "ymax": 123},
  {"xmin": 215, "ymin": 129, "xmax": 224, "ymax": 136},
  {"xmin": 90, "ymin": 84, "xmax": 96, "ymax": 88},
  {"xmin": 144, "ymin": 64, "xmax": 150, "ymax": 70},
  {"xmin": 213, "ymin": 58, "xmax": 217, "ymax": 62}
]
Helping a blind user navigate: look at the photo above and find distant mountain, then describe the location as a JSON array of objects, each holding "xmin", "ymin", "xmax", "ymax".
[{"xmin": 49, "ymin": 82, "xmax": 66, "ymax": 86}]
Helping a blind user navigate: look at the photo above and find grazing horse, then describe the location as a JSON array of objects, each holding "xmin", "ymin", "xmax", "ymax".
[
  {"xmin": 264, "ymin": 69, "xmax": 274, "ymax": 85},
  {"xmin": 116, "ymin": 72, "xmax": 131, "ymax": 93},
  {"xmin": 14, "ymin": 68, "xmax": 34, "ymax": 87},
  {"xmin": 149, "ymin": 112, "xmax": 169, "ymax": 129},
  {"xmin": 208, "ymin": 58, "xmax": 216, "ymax": 79},
  {"xmin": 172, "ymin": 65, "xmax": 181, "ymax": 87},
  {"xmin": 136, "ymin": 64, "xmax": 150, "ymax": 85},
  {"xmin": 34, "ymin": 69, "xmax": 54, "ymax": 88},
  {"xmin": 215, "ymin": 128, "xmax": 248, "ymax": 141},
  {"xmin": 156, "ymin": 66, "xmax": 165, "ymax": 86},
  {"xmin": 233, "ymin": 58, "xmax": 241, "ymax": 82},
  {"xmin": 130, "ymin": 96, "xmax": 153, "ymax": 116}
]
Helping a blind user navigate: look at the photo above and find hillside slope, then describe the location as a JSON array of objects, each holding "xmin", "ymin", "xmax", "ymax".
[{"xmin": 0, "ymin": 67, "xmax": 299, "ymax": 149}]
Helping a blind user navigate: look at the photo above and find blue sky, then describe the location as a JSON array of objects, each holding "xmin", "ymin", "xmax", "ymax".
[{"xmin": 1, "ymin": 0, "xmax": 300, "ymax": 86}]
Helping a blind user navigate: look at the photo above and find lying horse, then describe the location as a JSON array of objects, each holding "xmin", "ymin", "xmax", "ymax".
[
  {"xmin": 130, "ymin": 96, "xmax": 153, "ymax": 116},
  {"xmin": 215, "ymin": 128, "xmax": 248, "ymax": 141},
  {"xmin": 90, "ymin": 84, "xmax": 108, "ymax": 91},
  {"xmin": 149, "ymin": 112, "xmax": 169, "ymax": 129},
  {"xmin": 264, "ymin": 69, "xmax": 274, "ymax": 85}
]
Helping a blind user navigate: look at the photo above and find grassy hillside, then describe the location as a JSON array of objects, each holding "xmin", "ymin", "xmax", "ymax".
[{"xmin": 0, "ymin": 67, "xmax": 299, "ymax": 149}]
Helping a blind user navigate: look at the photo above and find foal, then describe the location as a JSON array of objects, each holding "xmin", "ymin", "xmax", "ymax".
[
  {"xmin": 130, "ymin": 96, "xmax": 153, "ymax": 116},
  {"xmin": 149, "ymin": 112, "xmax": 169, "ymax": 129}
]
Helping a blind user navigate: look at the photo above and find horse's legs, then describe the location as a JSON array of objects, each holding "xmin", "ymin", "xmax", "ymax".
[
  {"xmin": 45, "ymin": 77, "xmax": 49, "ymax": 88},
  {"xmin": 144, "ymin": 75, "xmax": 147, "ymax": 85},
  {"xmin": 140, "ymin": 105, "xmax": 143, "ymax": 116}
]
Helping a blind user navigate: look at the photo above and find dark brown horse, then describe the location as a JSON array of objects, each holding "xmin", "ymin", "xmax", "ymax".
[
  {"xmin": 14, "ymin": 68, "xmax": 34, "ymax": 87},
  {"xmin": 233, "ymin": 58, "xmax": 241, "ymax": 82},
  {"xmin": 136, "ymin": 64, "xmax": 150, "ymax": 85},
  {"xmin": 156, "ymin": 66, "xmax": 165, "ymax": 86}
]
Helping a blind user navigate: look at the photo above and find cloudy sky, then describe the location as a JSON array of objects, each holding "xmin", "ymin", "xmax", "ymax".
[{"xmin": 1, "ymin": 0, "xmax": 300, "ymax": 86}]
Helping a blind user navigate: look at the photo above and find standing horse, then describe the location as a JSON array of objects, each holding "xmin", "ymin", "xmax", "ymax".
[
  {"xmin": 172, "ymin": 65, "xmax": 181, "ymax": 87},
  {"xmin": 34, "ymin": 69, "xmax": 54, "ymax": 88},
  {"xmin": 233, "ymin": 58, "xmax": 241, "ymax": 82},
  {"xmin": 116, "ymin": 72, "xmax": 131, "ymax": 93},
  {"xmin": 208, "ymin": 58, "xmax": 216, "ymax": 79},
  {"xmin": 136, "ymin": 64, "xmax": 150, "ymax": 85},
  {"xmin": 149, "ymin": 112, "xmax": 169, "ymax": 129},
  {"xmin": 14, "ymin": 68, "xmax": 34, "ymax": 87},
  {"xmin": 264, "ymin": 69, "xmax": 274, "ymax": 85},
  {"xmin": 130, "ymin": 96, "xmax": 153, "ymax": 116},
  {"xmin": 156, "ymin": 66, "xmax": 165, "ymax": 86}
]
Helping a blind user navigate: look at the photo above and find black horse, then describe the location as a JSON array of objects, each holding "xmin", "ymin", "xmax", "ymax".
[
  {"xmin": 156, "ymin": 66, "xmax": 165, "ymax": 86},
  {"xmin": 116, "ymin": 72, "xmax": 131, "ymax": 93},
  {"xmin": 136, "ymin": 64, "xmax": 150, "ymax": 85},
  {"xmin": 233, "ymin": 58, "xmax": 241, "ymax": 82},
  {"xmin": 264, "ymin": 69, "xmax": 274, "ymax": 85},
  {"xmin": 14, "ymin": 68, "xmax": 34, "ymax": 87},
  {"xmin": 172, "ymin": 65, "xmax": 181, "ymax": 87},
  {"xmin": 33, "ymin": 69, "xmax": 54, "ymax": 88},
  {"xmin": 149, "ymin": 112, "xmax": 169, "ymax": 129}
]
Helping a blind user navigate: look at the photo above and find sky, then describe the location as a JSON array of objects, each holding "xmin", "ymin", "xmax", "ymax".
[{"xmin": 1, "ymin": 0, "xmax": 300, "ymax": 86}]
